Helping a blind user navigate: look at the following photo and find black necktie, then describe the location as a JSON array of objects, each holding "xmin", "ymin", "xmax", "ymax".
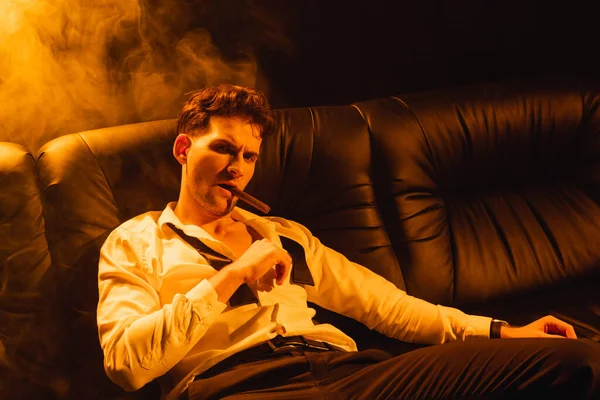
[
  {"xmin": 166, "ymin": 223, "xmax": 257, "ymax": 307},
  {"xmin": 166, "ymin": 222, "xmax": 315, "ymax": 307}
]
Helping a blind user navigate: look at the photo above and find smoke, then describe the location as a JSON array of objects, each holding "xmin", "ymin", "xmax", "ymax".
[
  {"xmin": 0, "ymin": 1, "xmax": 290, "ymax": 397},
  {"xmin": 0, "ymin": 0, "xmax": 288, "ymax": 152}
]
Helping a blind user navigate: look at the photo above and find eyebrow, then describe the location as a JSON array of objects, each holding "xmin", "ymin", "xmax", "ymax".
[{"xmin": 213, "ymin": 138, "xmax": 260, "ymax": 158}]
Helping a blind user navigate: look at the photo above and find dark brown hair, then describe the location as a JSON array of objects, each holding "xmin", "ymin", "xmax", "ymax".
[{"xmin": 176, "ymin": 84, "xmax": 275, "ymax": 139}]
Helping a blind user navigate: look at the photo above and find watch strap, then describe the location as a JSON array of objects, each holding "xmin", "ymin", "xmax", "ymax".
[{"xmin": 490, "ymin": 319, "xmax": 509, "ymax": 339}]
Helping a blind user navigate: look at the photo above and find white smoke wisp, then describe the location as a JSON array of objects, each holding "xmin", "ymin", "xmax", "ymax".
[{"xmin": 0, "ymin": 0, "xmax": 264, "ymax": 153}]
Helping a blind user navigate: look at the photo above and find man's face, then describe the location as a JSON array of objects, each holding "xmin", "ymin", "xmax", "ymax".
[{"xmin": 179, "ymin": 116, "xmax": 262, "ymax": 217}]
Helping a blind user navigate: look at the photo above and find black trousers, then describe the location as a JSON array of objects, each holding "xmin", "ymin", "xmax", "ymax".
[{"xmin": 184, "ymin": 338, "xmax": 600, "ymax": 400}]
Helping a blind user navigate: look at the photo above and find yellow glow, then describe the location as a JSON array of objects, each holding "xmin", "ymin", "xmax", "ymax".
[
  {"xmin": 0, "ymin": 0, "xmax": 259, "ymax": 152},
  {"xmin": 0, "ymin": 1, "xmax": 28, "ymax": 34}
]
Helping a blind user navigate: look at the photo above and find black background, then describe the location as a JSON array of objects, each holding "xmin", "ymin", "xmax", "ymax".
[
  {"xmin": 2, "ymin": 0, "xmax": 598, "ymax": 150},
  {"xmin": 207, "ymin": 0, "xmax": 598, "ymax": 108}
]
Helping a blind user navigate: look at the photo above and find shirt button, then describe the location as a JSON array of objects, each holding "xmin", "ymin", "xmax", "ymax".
[{"xmin": 206, "ymin": 304, "xmax": 212, "ymax": 311}]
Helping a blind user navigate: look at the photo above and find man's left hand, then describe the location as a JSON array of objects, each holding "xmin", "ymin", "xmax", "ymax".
[{"xmin": 501, "ymin": 315, "xmax": 578, "ymax": 339}]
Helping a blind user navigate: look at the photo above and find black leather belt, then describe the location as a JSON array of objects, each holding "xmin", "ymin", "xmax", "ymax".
[
  {"xmin": 194, "ymin": 335, "xmax": 344, "ymax": 381},
  {"xmin": 267, "ymin": 335, "xmax": 343, "ymax": 352}
]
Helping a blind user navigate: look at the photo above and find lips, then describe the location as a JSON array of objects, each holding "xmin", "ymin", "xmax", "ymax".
[
  {"xmin": 217, "ymin": 183, "xmax": 237, "ymax": 196},
  {"xmin": 218, "ymin": 183, "xmax": 237, "ymax": 191}
]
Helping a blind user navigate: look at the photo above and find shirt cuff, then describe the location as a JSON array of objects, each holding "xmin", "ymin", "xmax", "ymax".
[
  {"xmin": 185, "ymin": 279, "xmax": 228, "ymax": 326},
  {"xmin": 465, "ymin": 315, "xmax": 493, "ymax": 339}
]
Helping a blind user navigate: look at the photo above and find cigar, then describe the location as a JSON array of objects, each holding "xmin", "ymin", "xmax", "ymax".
[{"xmin": 229, "ymin": 187, "xmax": 271, "ymax": 214}]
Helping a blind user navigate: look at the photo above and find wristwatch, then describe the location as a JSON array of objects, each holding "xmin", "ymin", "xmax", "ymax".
[{"xmin": 490, "ymin": 319, "xmax": 509, "ymax": 339}]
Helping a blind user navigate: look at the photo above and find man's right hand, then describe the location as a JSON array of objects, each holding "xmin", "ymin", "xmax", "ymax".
[
  {"xmin": 228, "ymin": 239, "xmax": 293, "ymax": 285},
  {"xmin": 209, "ymin": 239, "xmax": 292, "ymax": 304}
]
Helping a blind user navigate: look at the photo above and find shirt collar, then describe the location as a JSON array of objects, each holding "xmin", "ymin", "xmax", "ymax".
[{"xmin": 157, "ymin": 202, "xmax": 279, "ymax": 243}]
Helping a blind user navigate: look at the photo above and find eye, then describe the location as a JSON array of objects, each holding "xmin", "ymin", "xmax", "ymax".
[
  {"xmin": 244, "ymin": 154, "xmax": 258, "ymax": 162},
  {"xmin": 213, "ymin": 143, "xmax": 230, "ymax": 153}
]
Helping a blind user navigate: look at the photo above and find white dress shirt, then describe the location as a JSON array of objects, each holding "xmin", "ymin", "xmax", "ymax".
[{"xmin": 97, "ymin": 202, "xmax": 492, "ymax": 399}]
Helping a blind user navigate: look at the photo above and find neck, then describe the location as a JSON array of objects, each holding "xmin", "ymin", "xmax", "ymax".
[{"xmin": 173, "ymin": 193, "xmax": 237, "ymax": 237}]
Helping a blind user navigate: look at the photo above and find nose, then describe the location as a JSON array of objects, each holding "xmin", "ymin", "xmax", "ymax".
[
  {"xmin": 227, "ymin": 156, "xmax": 243, "ymax": 178},
  {"xmin": 227, "ymin": 164, "xmax": 241, "ymax": 177}
]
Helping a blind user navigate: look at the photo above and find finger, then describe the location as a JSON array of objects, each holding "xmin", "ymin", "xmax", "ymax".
[
  {"xmin": 275, "ymin": 253, "xmax": 293, "ymax": 285},
  {"xmin": 551, "ymin": 322, "xmax": 578, "ymax": 339},
  {"xmin": 275, "ymin": 263, "xmax": 289, "ymax": 285},
  {"xmin": 545, "ymin": 316, "xmax": 577, "ymax": 339},
  {"xmin": 565, "ymin": 325, "xmax": 578, "ymax": 339},
  {"xmin": 539, "ymin": 333, "xmax": 567, "ymax": 339},
  {"xmin": 278, "ymin": 258, "xmax": 293, "ymax": 284}
]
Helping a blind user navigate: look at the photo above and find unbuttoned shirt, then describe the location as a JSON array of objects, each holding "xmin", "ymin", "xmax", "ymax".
[{"xmin": 97, "ymin": 202, "xmax": 492, "ymax": 399}]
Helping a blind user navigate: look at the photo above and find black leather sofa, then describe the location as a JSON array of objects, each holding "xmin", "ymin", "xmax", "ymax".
[{"xmin": 1, "ymin": 78, "xmax": 599, "ymax": 399}]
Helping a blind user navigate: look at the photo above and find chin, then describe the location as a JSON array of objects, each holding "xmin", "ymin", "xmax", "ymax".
[{"xmin": 206, "ymin": 200, "xmax": 236, "ymax": 217}]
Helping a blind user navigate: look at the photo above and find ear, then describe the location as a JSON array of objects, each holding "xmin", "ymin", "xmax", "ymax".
[{"xmin": 173, "ymin": 134, "xmax": 192, "ymax": 165}]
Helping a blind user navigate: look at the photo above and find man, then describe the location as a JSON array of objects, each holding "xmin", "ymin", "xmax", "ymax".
[{"xmin": 97, "ymin": 84, "xmax": 600, "ymax": 399}]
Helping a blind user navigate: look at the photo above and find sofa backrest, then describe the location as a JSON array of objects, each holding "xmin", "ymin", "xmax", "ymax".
[
  {"xmin": 246, "ymin": 105, "xmax": 407, "ymax": 289},
  {"xmin": 36, "ymin": 121, "xmax": 179, "ymax": 399},
  {"xmin": 0, "ymin": 142, "xmax": 56, "ymax": 399},
  {"xmin": 36, "ymin": 107, "xmax": 409, "ymax": 307},
  {"xmin": 37, "ymin": 77, "xmax": 600, "ymax": 313},
  {"xmin": 355, "ymin": 79, "xmax": 600, "ymax": 306}
]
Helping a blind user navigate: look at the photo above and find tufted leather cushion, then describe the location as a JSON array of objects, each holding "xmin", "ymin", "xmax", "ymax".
[
  {"xmin": 37, "ymin": 122, "xmax": 180, "ymax": 399},
  {"xmin": 0, "ymin": 143, "xmax": 58, "ymax": 399},
  {"xmin": 248, "ymin": 106, "xmax": 405, "ymax": 289},
  {"xmin": 355, "ymin": 78, "xmax": 600, "ymax": 337}
]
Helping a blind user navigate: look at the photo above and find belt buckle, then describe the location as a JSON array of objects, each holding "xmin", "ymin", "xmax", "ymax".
[
  {"xmin": 267, "ymin": 335, "xmax": 330, "ymax": 352},
  {"xmin": 267, "ymin": 336, "xmax": 299, "ymax": 353},
  {"xmin": 302, "ymin": 337, "xmax": 330, "ymax": 351}
]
